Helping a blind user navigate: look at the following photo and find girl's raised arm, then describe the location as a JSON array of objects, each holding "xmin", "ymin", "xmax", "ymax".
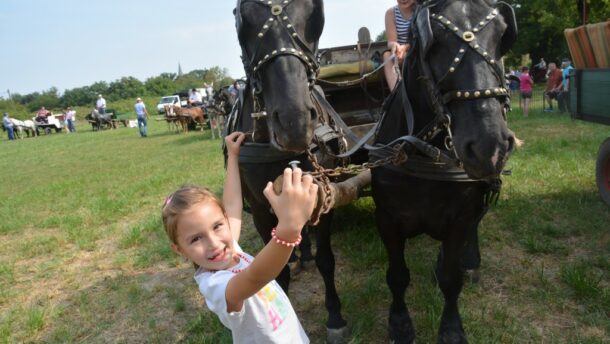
[{"xmin": 223, "ymin": 132, "xmax": 245, "ymax": 241}]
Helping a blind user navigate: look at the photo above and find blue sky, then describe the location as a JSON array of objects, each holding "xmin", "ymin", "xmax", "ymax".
[{"xmin": 0, "ymin": 0, "xmax": 393, "ymax": 96}]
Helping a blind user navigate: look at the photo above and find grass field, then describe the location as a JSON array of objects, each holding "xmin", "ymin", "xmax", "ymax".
[{"xmin": 0, "ymin": 104, "xmax": 608, "ymax": 343}]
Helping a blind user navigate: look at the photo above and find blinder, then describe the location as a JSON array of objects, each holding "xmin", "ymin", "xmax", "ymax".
[
  {"xmin": 413, "ymin": 7, "xmax": 433, "ymax": 58},
  {"xmin": 497, "ymin": 1, "xmax": 518, "ymax": 56}
]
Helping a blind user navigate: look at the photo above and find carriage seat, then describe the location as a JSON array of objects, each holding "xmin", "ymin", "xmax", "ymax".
[{"xmin": 318, "ymin": 60, "xmax": 378, "ymax": 82}]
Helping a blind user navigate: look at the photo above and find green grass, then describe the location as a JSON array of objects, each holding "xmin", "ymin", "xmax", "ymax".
[{"xmin": 0, "ymin": 103, "xmax": 609, "ymax": 343}]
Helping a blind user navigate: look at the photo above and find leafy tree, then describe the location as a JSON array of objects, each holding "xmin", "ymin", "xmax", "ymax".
[
  {"xmin": 144, "ymin": 76, "xmax": 176, "ymax": 96},
  {"xmin": 504, "ymin": 0, "xmax": 610, "ymax": 67},
  {"xmin": 27, "ymin": 88, "xmax": 61, "ymax": 112},
  {"xmin": 107, "ymin": 77, "xmax": 145, "ymax": 101}
]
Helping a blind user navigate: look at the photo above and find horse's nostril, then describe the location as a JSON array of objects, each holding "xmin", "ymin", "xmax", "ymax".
[{"xmin": 310, "ymin": 109, "xmax": 317, "ymax": 121}]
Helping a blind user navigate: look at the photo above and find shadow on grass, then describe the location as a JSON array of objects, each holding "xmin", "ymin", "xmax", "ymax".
[{"xmin": 36, "ymin": 268, "xmax": 231, "ymax": 344}]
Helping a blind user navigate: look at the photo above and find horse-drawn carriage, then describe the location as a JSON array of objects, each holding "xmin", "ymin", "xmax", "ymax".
[{"xmin": 33, "ymin": 114, "xmax": 64, "ymax": 135}]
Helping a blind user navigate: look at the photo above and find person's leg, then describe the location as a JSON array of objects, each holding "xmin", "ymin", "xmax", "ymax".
[
  {"xmin": 524, "ymin": 97, "xmax": 530, "ymax": 117},
  {"xmin": 99, "ymin": 108, "xmax": 106, "ymax": 114},
  {"xmin": 137, "ymin": 117, "xmax": 144, "ymax": 137},
  {"xmin": 142, "ymin": 117, "xmax": 148, "ymax": 137},
  {"xmin": 8, "ymin": 126, "xmax": 14, "ymax": 140},
  {"xmin": 383, "ymin": 51, "xmax": 398, "ymax": 90}
]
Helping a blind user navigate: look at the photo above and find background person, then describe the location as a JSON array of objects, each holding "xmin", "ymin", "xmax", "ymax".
[
  {"xmin": 543, "ymin": 62, "xmax": 563, "ymax": 112},
  {"xmin": 557, "ymin": 59, "xmax": 574, "ymax": 112},
  {"xmin": 3, "ymin": 112, "xmax": 15, "ymax": 140},
  {"xmin": 35, "ymin": 106, "xmax": 50, "ymax": 123},
  {"xmin": 519, "ymin": 66, "xmax": 534, "ymax": 117},
  {"xmin": 96, "ymin": 94, "xmax": 107, "ymax": 114},
  {"xmin": 64, "ymin": 107, "xmax": 76, "ymax": 132},
  {"xmin": 134, "ymin": 97, "xmax": 149, "ymax": 137},
  {"xmin": 382, "ymin": 0, "xmax": 415, "ymax": 90},
  {"xmin": 188, "ymin": 88, "xmax": 203, "ymax": 107},
  {"xmin": 162, "ymin": 131, "xmax": 316, "ymax": 343}
]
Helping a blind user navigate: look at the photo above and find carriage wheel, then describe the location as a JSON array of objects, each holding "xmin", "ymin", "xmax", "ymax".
[
  {"xmin": 45, "ymin": 127, "xmax": 52, "ymax": 135},
  {"xmin": 596, "ymin": 138, "xmax": 610, "ymax": 206}
]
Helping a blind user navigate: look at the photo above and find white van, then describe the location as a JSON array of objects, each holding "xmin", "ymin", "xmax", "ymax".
[{"xmin": 156, "ymin": 95, "xmax": 182, "ymax": 114}]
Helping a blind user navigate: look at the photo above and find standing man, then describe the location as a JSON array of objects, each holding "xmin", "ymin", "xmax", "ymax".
[
  {"xmin": 557, "ymin": 59, "xmax": 574, "ymax": 112},
  {"xmin": 64, "ymin": 107, "xmax": 76, "ymax": 132},
  {"xmin": 134, "ymin": 97, "xmax": 149, "ymax": 137},
  {"xmin": 96, "ymin": 94, "xmax": 107, "ymax": 114},
  {"xmin": 3, "ymin": 112, "xmax": 15, "ymax": 141},
  {"xmin": 543, "ymin": 62, "xmax": 563, "ymax": 112}
]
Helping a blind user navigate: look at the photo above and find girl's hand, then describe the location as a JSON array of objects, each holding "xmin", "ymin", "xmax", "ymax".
[
  {"xmin": 263, "ymin": 168, "xmax": 318, "ymax": 240},
  {"xmin": 225, "ymin": 131, "xmax": 245, "ymax": 157}
]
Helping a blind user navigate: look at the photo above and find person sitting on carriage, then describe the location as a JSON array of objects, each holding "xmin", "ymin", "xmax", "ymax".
[
  {"xmin": 188, "ymin": 88, "xmax": 203, "ymax": 107},
  {"xmin": 35, "ymin": 106, "xmax": 50, "ymax": 123},
  {"xmin": 382, "ymin": 0, "xmax": 416, "ymax": 90}
]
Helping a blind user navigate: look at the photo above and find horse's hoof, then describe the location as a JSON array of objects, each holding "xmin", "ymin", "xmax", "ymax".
[
  {"xmin": 300, "ymin": 259, "xmax": 316, "ymax": 271},
  {"xmin": 326, "ymin": 326, "xmax": 350, "ymax": 344},
  {"xmin": 438, "ymin": 331, "xmax": 467, "ymax": 344},
  {"xmin": 463, "ymin": 269, "xmax": 480, "ymax": 284}
]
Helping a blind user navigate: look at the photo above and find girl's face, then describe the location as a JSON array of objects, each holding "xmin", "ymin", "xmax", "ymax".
[{"xmin": 171, "ymin": 201, "xmax": 237, "ymax": 271}]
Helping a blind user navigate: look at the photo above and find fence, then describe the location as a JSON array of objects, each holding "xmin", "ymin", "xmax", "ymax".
[{"xmin": 509, "ymin": 85, "xmax": 564, "ymax": 113}]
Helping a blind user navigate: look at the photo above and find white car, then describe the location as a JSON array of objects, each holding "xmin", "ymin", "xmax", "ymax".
[{"xmin": 156, "ymin": 95, "xmax": 182, "ymax": 114}]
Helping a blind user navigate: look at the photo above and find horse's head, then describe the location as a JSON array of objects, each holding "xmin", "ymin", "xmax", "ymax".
[
  {"xmin": 235, "ymin": 0, "xmax": 324, "ymax": 151},
  {"xmin": 410, "ymin": 0, "xmax": 517, "ymax": 180}
]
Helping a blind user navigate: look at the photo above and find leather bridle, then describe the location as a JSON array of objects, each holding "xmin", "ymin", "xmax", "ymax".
[
  {"xmin": 235, "ymin": 0, "xmax": 320, "ymax": 116},
  {"xmin": 410, "ymin": 3, "xmax": 512, "ymax": 162}
]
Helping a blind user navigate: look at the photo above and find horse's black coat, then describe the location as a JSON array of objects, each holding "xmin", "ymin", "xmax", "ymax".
[
  {"xmin": 371, "ymin": 0, "xmax": 517, "ymax": 342},
  {"xmin": 231, "ymin": 0, "xmax": 349, "ymax": 340}
]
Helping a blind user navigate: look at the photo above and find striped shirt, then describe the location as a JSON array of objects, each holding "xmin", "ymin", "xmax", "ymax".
[{"xmin": 394, "ymin": 6, "xmax": 412, "ymax": 45}]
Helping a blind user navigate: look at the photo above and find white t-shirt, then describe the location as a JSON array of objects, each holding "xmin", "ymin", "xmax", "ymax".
[
  {"xmin": 194, "ymin": 242, "xmax": 309, "ymax": 344},
  {"xmin": 189, "ymin": 91, "xmax": 203, "ymax": 103},
  {"xmin": 96, "ymin": 98, "xmax": 106, "ymax": 108}
]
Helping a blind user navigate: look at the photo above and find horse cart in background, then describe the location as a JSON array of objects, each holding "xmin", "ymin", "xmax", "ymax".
[
  {"xmin": 564, "ymin": 21, "xmax": 610, "ymax": 205},
  {"xmin": 33, "ymin": 114, "xmax": 64, "ymax": 134}
]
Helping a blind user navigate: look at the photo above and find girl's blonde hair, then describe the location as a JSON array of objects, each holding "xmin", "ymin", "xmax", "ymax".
[{"xmin": 161, "ymin": 185, "xmax": 226, "ymax": 246}]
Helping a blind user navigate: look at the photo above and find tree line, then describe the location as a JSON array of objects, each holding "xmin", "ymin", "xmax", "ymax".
[{"xmin": 0, "ymin": 66, "xmax": 234, "ymax": 115}]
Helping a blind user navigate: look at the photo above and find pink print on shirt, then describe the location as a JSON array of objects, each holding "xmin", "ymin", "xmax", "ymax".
[{"xmin": 256, "ymin": 283, "xmax": 290, "ymax": 331}]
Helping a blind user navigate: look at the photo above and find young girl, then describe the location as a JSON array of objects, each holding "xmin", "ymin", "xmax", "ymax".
[
  {"xmin": 162, "ymin": 131, "xmax": 317, "ymax": 343},
  {"xmin": 519, "ymin": 66, "xmax": 534, "ymax": 117}
]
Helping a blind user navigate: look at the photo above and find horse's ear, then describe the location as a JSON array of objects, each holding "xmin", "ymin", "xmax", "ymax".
[
  {"xmin": 311, "ymin": 0, "xmax": 325, "ymax": 42},
  {"xmin": 414, "ymin": 7, "xmax": 433, "ymax": 57},
  {"xmin": 234, "ymin": 2, "xmax": 243, "ymax": 36},
  {"xmin": 497, "ymin": 1, "xmax": 517, "ymax": 56}
]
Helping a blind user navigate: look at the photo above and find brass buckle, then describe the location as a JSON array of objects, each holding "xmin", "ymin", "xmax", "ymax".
[
  {"xmin": 462, "ymin": 31, "xmax": 475, "ymax": 42},
  {"xmin": 271, "ymin": 5, "xmax": 282, "ymax": 16}
]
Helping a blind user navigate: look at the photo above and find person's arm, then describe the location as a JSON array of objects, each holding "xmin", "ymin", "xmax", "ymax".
[
  {"xmin": 224, "ymin": 168, "xmax": 318, "ymax": 312},
  {"xmin": 385, "ymin": 8, "xmax": 398, "ymax": 52},
  {"xmin": 223, "ymin": 131, "xmax": 246, "ymax": 241}
]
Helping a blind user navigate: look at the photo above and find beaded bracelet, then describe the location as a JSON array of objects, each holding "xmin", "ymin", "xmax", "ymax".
[{"xmin": 271, "ymin": 228, "xmax": 302, "ymax": 247}]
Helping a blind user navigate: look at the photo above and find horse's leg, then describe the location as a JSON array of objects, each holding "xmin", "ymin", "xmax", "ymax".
[
  {"xmin": 313, "ymin": 211, "xmax": 349, "ymax": 343},
  {"xmin": 298, "ymin": 225, "xmax": 315, "ymax": 268},
  {"xmin": 460, "ymin": 221, "xmax": 481, "ymax": 283},
  {"xmin": 376, "ymin": 209, "xmax": 414, "ymax": 344},
  {"xmin": 435, "ymin": 235, "xmax": 468, "ymax": 344}
]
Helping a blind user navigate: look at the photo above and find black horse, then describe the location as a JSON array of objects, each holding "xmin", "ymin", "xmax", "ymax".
[
  {"xmin": 229, "ymin": 0, "xmax": 350, "ymax": 342},
  {"xmin": 370, "ymin": 0, "xmax": 517, "ymax": 342},
  {"xmin": 85, "ymin": 109, "xmax": 115, "ymax": 131}
]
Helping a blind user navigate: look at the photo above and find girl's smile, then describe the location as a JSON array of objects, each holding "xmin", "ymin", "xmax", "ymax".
[{"xmin": 171, "ymin": 201, "xmax": 238, "ymax": 271}]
